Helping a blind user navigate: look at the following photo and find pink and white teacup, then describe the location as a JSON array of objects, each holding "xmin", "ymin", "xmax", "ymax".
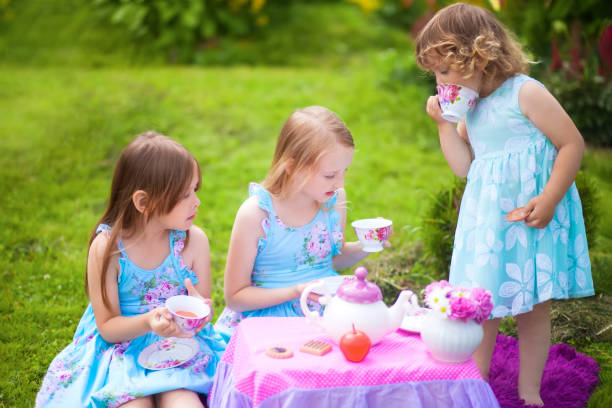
[
  {"xmin": 437, "ymin": 83, "xmax": 478, "ymax": 123},
  {"xmin": 165, "ymin": 295, "xmax": 210, "ymax": 334},
  {"xmin": 352, "ymin": 218, "xmax": 392, "ymax": 252}
]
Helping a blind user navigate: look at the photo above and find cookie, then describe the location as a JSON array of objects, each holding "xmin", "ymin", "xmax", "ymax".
[
  {"xmin": 300, "ymin": 340, "xmax": 332, "ymax": 356},
  {"xmin": 265, "ymin": 346, "xmax": 293, "ymax": 359},
  {"xmin": 505, "ymin": 207, "xmax": 530, "ymax": 222}
]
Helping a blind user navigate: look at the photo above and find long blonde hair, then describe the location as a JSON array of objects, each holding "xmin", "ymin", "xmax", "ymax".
[
  {"xmin": 87, "ymin": 131, "xmax": 201, "ymax": 309},
  {"xmin": 415, "ymin": 3, "xmax": 530, "ymax": 88},
  {"xmin": 263, "ymin": 106, "xmax": 354, "ymax": 197}
]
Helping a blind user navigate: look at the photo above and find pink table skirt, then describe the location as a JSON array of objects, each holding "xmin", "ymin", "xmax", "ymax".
[{"xmin": 209, "ymin": 317, "xmax": 499, "ymax": 407}]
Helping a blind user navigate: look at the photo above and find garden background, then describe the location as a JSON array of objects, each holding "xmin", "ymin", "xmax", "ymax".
[{"xmin": 0, "ymin": 0, "xmax": 610, "ymax": 406}]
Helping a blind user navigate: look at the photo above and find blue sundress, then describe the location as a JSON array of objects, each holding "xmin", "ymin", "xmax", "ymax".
[
  {"xmin": 36, "ymin": 225, "xmax": 226, "ymax": 407},
  {"xmin": 214, "ymin": 183, "xmax": 344, "ymax": 341},
  {"xmin": 450, "ymin": 74, "xmax": 595, "ymax": 318}
]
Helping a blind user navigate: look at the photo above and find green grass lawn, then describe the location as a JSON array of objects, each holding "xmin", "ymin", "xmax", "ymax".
[{"xmin": 0, "ymin": 1, "xmax": 610, "ymax": 406}]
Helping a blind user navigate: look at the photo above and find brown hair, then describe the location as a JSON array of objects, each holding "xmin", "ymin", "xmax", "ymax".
[
  {"xmin": 415, "ymin": 3, "xmax": 530, "ymax": 89},
  {"xmin": 262, "ymin": 106, "xmax": 354, "ymax": 197},
  {"xmin": 86, "ymin": 131, "xmax": 201, "ymax": 309}
]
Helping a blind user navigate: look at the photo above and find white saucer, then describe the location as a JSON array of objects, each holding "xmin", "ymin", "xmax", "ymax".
[
  {"xmin": 399, "ymin": 308, "xmax": 429, "ymax": 334},
  {"xmin": 311, "ymin": 275, "xmax": 353, "ymax": 295},
  {"xmin": 138, "ymin": 337, "xmax": 199, "ymax": 370}
]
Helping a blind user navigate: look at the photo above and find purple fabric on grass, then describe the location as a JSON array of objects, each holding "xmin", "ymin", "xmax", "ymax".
[{"xmin": 489, "ymin": 334, "xmax": 599, "ymax": 408}]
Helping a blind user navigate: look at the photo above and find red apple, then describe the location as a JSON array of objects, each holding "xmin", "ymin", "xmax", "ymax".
[{"xmin": 339, "ymin": 324, "xmax": 371, "ymax": 362}]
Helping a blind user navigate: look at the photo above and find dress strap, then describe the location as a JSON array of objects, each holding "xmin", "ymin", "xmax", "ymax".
[
  {"xmin": 512, "ymin": 74, "xmax": 545, "ymax": 110},
  {"xmin": 169, "ymin": 230, "xmax": 199, "ymax": 285},
  {"xmin": 249, "ymin": 183, "xmax": 274, "ymax": 253},
  {"xmin": 96, "ymin": 223, "xmax": 111, "ymax": 236},
  {"xmin": 96, "ymin": 223, "xmax": 127, "ymax": 257},
  {"xmin": 322, "ymin": 190, "xmax": 343, "ymax": 256},
  {"xmin": 249, "ymin": 183, "xmax": 274, "ymax": 215}
]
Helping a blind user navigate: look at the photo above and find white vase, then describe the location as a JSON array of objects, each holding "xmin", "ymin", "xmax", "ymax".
[{"xmin": 420, "ymin": 312, "xmax": 484, "ymax": 363}]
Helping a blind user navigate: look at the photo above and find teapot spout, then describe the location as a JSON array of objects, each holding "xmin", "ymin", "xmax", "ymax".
[{"xmin": 389, "ymin": 290, "xmax": 420, "ymax": 329}]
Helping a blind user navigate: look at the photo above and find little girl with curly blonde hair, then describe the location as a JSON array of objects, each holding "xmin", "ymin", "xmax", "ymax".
[{"xmin": 416, "ymin": 3, "xmax": 594, "ymax": 405}]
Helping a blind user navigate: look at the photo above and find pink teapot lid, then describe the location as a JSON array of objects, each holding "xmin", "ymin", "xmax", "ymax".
[{"xmin": 336, "ymin": 266, "xmax": 382, "ymax": 304}]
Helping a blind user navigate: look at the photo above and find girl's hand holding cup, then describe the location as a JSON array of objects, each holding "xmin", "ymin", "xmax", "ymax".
[
  {"xmin": 426, "ymin": 95, "xmax": 447, "ymax": 125},
  {"xmin": 148, "ymin": 307, "xmax": 189, "ymax": 338},
  {"xmin": 149, "ymin": 279, "xmax": 212, "ymax": 338},
  {"xmin": 184, "ymin": 278, "xmax": 214, "ymax": 330}
]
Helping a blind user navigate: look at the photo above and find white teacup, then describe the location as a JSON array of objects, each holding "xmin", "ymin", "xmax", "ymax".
[
  {"xmin": 352, "ymin": 218, "xmax": 392, "ymax": 252},
  {"xmin": 165, "ymin": 295, "xmax": 210, "ymax": 334},
  {"xmin": 437, "ymin": 83, "xmax": 478, "ymax": 123}
]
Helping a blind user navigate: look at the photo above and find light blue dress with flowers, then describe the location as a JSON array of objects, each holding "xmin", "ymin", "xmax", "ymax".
[
  {"xmin": 450, "ymin": 74, "xmax": 594, "ymax": 318},
  {"xmin": 36, "ymin": 226, "xmax": 226, "ymax": 407},
  {"xmin": 215, "ymin": 183, "xmax": 344, "ymax": 341}
]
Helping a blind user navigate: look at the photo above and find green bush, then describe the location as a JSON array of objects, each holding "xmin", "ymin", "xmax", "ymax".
[
  {"xmin": 545, "ymin": 74, "xmax": 612, "ymax": 147},
  {"xmin": 92, "ymin": 0, "xmax": 270, "ymax": 62},
  {"xmin": 420, "ymin": 177, "xmax": 465, "ymax": 278},
  {"xmin": 420, "ymin": 171, "xmax": 601, "ymax": 278}
]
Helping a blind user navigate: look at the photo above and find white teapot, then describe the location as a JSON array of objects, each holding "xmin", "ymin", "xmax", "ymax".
[{"xmin": 300, "ymin": 266, "xmax": 420, "ymax": 345}]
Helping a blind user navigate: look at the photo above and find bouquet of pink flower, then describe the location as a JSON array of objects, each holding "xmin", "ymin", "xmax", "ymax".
[{"xmin": 424, "ymin": 280, "xmax": 494, "ymax": 323}]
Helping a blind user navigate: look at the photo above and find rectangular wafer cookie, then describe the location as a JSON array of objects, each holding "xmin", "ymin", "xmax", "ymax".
[{"xmin": 300, "ymin": 340, "xmax": 332, "ymax": 356}]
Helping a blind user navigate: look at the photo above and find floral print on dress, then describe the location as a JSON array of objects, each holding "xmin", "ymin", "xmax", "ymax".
[
  {"xmin": 296, "ymin": 221, "xmax": 332, "ymax": 267},
  {"xmin": 131, "ymin": 272, "xmax": 184, "ymax": 312},
  {"xmin": 100, "ymin": 391, "xmax": 144, "ymax": 408},
  {"xmin": 172, "ymin": 234, "xmax": 190, "ymax": 271},
  {"xmin": 182, "ymin": 352, "xmax": 211, "ymax": 374},
  {"xmin": 275, "ymin": 216, "xmax": 296, "ymax": 232}
]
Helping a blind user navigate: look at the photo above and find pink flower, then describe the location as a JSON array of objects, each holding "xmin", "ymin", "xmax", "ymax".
[
  {"xmin": 469, "ymin": 286, "xmax": 494, "ymax": 323},
  {"xmin": 424, "ymin": 280, "xmax": 452, "ymax": 297},
  {"xmin": 307, "ymin": 240, "xmax": 317, "ymax": 255},
  {"xmin": 424, "ymin": 281, "xmax": 494, "ymax": 324},
  {"xmin": 376, "ymin": 227, "xmax": 389, "ymax": 241},
  {"xmin": 448, "ymin": 296, "xmax": 477, "ymax": 322},
  {"xmin": 438, "ymin": 84, "xmax": 461, "ymax": 102},
  {"xmin": 447, "ymin": 84, "xmax": 460, "ymax": 101}
]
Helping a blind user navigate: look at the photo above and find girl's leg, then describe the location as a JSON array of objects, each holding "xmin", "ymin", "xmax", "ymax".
[
  {"xmin": 155, "ymin": 389, "xmax": 205, "ymax": 408},
  {"xmin": 472, "ymin": 317, "xmax": 501, "ymax": 381},
  {"xmin": 119, "ymin": 396, "xmax": 154, "ymax": 408},
  {"xmin": 515, "ymin": 300, "xmax": 551, "ymax": 406}
]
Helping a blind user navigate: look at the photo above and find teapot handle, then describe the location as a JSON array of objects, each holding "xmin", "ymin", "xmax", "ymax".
[
  {"xmin": 400, "ymin": 290, "xmax": 421, "ymax": 314},
  {"xmin": 299, "ymin": 280, "xmax": 328, "ymax": 323}
]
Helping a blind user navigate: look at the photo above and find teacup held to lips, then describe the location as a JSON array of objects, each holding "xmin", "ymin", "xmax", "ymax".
[
  {"xmin": 352, "ymin": 218, "xmax": 392, "ymax": 252},
  {"xmin": 437, "ymin": 83, "xmax": 478, "ymax": 123},
  {"xmin": 165, "ymin": 295, "xmax": 210, "ymax": 334}
]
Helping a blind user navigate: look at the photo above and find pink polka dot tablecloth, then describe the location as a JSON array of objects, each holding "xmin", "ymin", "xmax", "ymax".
[{"xmin": 208, "ymin": 317, "xmax": 499, "ymax": 407}]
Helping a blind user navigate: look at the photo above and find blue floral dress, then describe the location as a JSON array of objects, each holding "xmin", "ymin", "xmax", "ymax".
[
  {"xmin": 450, "ymin": 74, "xmax": 594, "ymax": 318},
  {"xmin": 36, "ymin": 226, "xmax": 226, "ymax": 407},
  {"xmin": 214, "ymin": 183, "xmax": 344, "ymax": 341}
]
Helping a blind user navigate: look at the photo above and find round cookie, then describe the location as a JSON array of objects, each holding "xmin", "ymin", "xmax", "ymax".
[{"xmin": 266, "ymin": 346, "xmax": 293, "ymax": 359}]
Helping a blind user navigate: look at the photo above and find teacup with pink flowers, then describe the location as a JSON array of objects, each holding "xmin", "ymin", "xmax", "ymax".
[
  {"xmin": 352, "ymin": 218, "xmax": 392, "ymax": 252},
  {"xmin": 436, "ymin": 83, "xmax": 478, "ymax": 123},
  {"xmin": 165, "ymin": 295, "xmax": 210, "ymax": 334}
]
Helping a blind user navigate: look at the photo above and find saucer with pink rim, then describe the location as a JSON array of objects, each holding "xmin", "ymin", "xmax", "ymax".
[{"xmin": 138, "ymin": 337, "xmax": 198, "ymax": 370}]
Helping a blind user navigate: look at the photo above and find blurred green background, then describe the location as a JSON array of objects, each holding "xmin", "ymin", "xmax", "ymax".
[{"xmin": 0, "ymin": 0, "xmax": 610, "ymax": 406}]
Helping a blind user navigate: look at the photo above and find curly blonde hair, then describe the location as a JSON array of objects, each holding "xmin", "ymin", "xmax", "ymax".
[{"xmin": 415, "ymin": 3, "xmax": 531, "ymax": 87}]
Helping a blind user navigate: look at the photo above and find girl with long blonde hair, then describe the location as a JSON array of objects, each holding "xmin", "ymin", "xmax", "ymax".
[{"xmin": 215, "ymin": 106, "xmax": 382, "ymax": 340}]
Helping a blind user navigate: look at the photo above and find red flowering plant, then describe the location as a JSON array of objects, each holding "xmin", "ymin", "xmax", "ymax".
[{"xmin": 424, "ymin": 280, "xmax": 494, "ymax": 324}]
